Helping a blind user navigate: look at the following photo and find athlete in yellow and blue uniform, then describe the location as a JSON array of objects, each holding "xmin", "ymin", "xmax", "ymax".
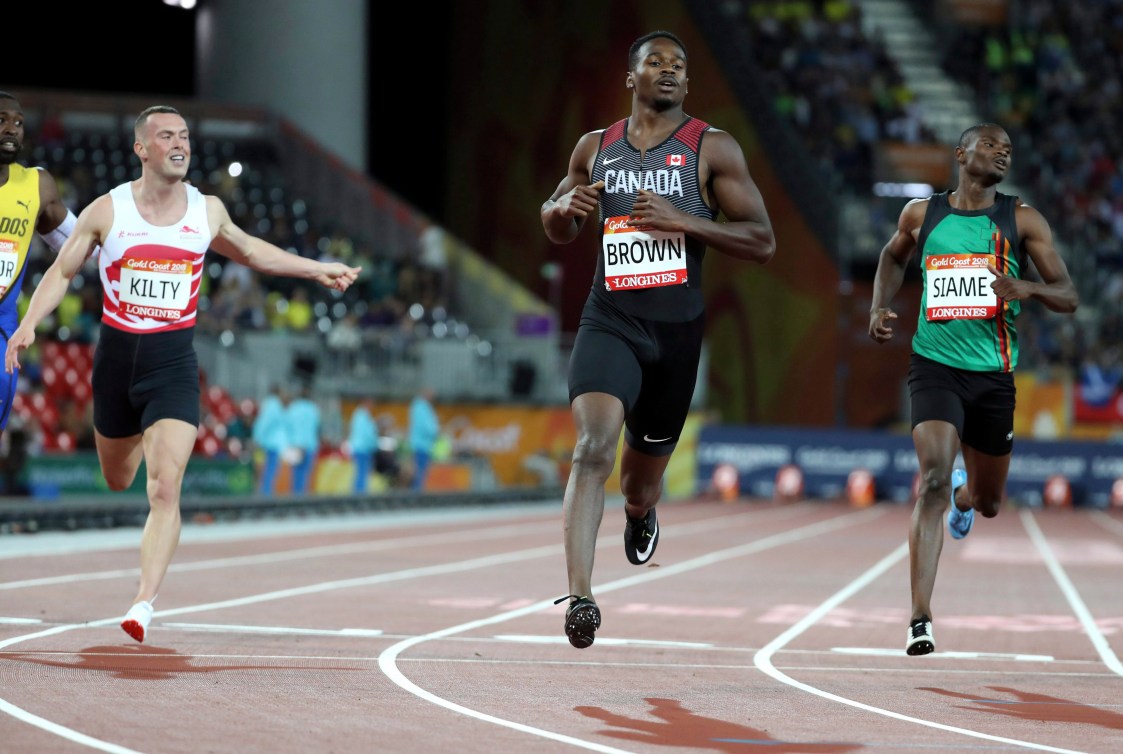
[{"xmin": 0, "ymin": 91, "xmax": 85, "ymax": 429}]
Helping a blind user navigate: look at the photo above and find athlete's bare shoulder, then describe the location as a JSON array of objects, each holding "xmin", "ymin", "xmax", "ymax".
[{"xmin": 899, "ymin": 196, "xmax": 930, "ymax": 225}]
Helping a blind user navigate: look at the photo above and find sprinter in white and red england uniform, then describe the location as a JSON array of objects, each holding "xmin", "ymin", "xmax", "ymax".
[
  {"xmin": 5, "ymin": 105, "xmax": 360, "ymax": 644},
  {"xmin": 541, "ymin": 31, "xmax": 776, "ymax": 648}
]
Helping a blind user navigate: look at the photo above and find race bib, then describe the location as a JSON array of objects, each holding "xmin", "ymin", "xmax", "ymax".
[
  {"xmin": 0, "ymin": 240, "xmax": 20, "ymax": 295},
  {"xmin": 119, "ymin": 258, "xmax": 193, "ymax": 320},
  {"xmin": 925, "ymin": 253, "xmax": 997, "ymax": 321},
  {"xmin": 601, "ymin": 215, "xmax": 687, "ymax": 291}
]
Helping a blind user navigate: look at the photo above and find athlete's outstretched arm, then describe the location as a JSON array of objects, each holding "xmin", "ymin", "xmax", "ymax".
[
  {"xmin": 205, "ymin": 196, "xmax": 360, "ymax": 292},
  {"xmin": 541, "ymin": 132, "xmax": 602, "ymax": 245},
  {"xmin": 6, "ymin": 196, "xmax": 109, "ymax": 373}
]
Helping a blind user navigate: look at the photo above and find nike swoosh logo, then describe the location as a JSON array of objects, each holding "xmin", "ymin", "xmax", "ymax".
[
  {"xmin": 643, "ymin": 434, "xmax": 673, "ymax": 443},
  {"xmin": 635, "ymin": 522, "xmax": 658, "ymax": 561},
  {"xmin": 602, "ymin": 156, "xmax": 623, "ymax": 165}
]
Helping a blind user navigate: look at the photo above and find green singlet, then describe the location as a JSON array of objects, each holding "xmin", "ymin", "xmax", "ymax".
[{"xmin": 912, "ymin": 191, "xmax": 1023, "ymax": 373}]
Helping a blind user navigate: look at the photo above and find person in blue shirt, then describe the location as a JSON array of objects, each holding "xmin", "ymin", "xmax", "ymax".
[
  {"xmin": 347, "ymin": 398, "xmax": 379, "ymax": 493},
  {"xmin": 285, "ymin": 383, "xmax": 322, "ymax": 494},
  {"xmin": 407, "ymin": 387, "xmax": 440, "ymax": 491},
  {"xmin": 252, "ymin": 385, "xmax": 290, "ymax": 495}
]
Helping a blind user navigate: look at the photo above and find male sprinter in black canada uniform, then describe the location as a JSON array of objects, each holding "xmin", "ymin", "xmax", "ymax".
[{"xmin": 541, "ymin": 30, "xmax": 776, "ymax": 648}]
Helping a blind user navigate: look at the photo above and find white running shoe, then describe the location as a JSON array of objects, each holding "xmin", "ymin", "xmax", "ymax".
[
  {"xmin": 121, "ymin": 600, "xmax": 154, "ymax": 643},
  {"xmin": 906, "ymin": 615, "xmax": 935, "ymax": 656}
]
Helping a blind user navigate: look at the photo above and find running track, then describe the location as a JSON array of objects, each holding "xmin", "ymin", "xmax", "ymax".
[{"xmin": 1, "ymin": 497, "xmax": 1120, "ymax": 753}]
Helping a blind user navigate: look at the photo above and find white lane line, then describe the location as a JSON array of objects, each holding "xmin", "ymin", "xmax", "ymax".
[
  {"xmin": 4, "ymin": 650, "xmax": 1117, "ymax": 680},
  {"xmin": 831, "ymin": 647, "xmax": 1054, "ymax": 661},
  {"xmin": 1, "ymin": 542, "xmax": 565, "ymax": 652},
  {"xmin": 1089, "ymin": 510, "xmax": 1123, "ymax": 538},
  {"xmin": 0, "ymin": 504, "xmax": 562, "ymax": 559},
  {"xmin": 753, "ymin": 541, "xmax": 1090, "ymax": 754},
  {"xmin": 492, "ymin": 635, "xmax": 713, "ymax": 648},
  {"xmin": 161, "ymin": 622, "xmax": 383, "ymax": 637},
  {"xmin": 0, "ymin": 503, "xmax": 861, "ymax": 754},
  {"xmin": 0, "ymin": 698, "xmax": 143, "ymax": 754},
  {"xmin": 377, "ymin": 506, "xmax": 884, "ymax": 754},
  {"xmin": 0, "ymin": 519, "xmax": 556, "ymax": 591},
  {"xmin": 0, "ymin": 617, "xmax": 42, "ymax": 624},
  {"xmin": 0, "ymin": 503, "xmax": 811, "ymax": 591},
  {"xmin": 0, "ymin": 541, "xmax": 564, "ymax": 754},
  {"xmin": 1021, "ymin": 509, "xmax": 1123, "ymax": 676}
]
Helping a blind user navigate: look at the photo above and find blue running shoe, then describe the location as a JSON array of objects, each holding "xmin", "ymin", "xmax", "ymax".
[{"xmin": 947, "ymin": 469, "xmax": 973, "ymax": 540}]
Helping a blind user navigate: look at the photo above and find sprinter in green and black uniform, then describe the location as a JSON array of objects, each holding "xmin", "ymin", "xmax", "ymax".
[
  {"xmin": 541, "ymin": 31, "xmax": 775, "ymax": 648},
  {"xmin": 869, "ymin": 123, "xmax": 1078, "ymax": 656}
]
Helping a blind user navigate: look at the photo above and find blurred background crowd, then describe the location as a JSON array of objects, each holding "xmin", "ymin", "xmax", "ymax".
[{"xmin": 2, "ymin": 0, "xmax": 1119, "ymax": 500}]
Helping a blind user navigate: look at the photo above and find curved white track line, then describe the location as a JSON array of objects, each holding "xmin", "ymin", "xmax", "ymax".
[
  {"xmin": 0, "ymin": 698, "xmax": 143, "ymax": 754},
  {"xmin": 752, "ymin": 541, "xmax": 1091, "ymax": 754},
  {"xmin": 1, "ymin": 505, "xmax": 798, "ymax": 752},
  {"xmin": 1021, "ymin": 509, "xmax": 1123, "ymax": 676},
  {"xmin": 378, "ymin": 507, "xmax": 883, "ymax": 752}
]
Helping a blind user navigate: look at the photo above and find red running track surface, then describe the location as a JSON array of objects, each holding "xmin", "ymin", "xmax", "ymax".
[{"xmin": 1, "ymin": 498, "xmax": 1121, "ymax": 754}]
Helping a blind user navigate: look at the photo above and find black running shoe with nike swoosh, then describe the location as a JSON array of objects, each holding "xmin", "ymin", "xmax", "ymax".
[{"xmin": 624, "ymin": 508, "xmax": 659, "ymax": 565}]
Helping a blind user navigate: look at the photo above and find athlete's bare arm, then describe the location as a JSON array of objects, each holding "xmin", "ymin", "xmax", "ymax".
[
  {"xmin": 5, "ymin": 196, "xmax": 111, "ymax": 372},
  {"xmin": 541, "ymin": 131, "xmax": 604, "ymax": 245},
  {"xmin": 869, "ymin": 198, "xmax": 928, "ymax": 343},
  {"xmin": 630, "ymin": 128, "xmax": 774, "ymax": 264},
  {"xmin": 987, "ymin": 204, "xmax": 1078, "ymax": 313},
  {"xmin": 34, "ymin": 169, "xmax": 71, "ymax": 233},
  {"xmin": 205, "ymin": 196, "xmax": 359, "ymax": 291}
]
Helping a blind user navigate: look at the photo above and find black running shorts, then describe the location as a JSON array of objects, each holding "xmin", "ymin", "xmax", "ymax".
[
  {"xmin": 568, "ymin": 296, "xmax": 704, "ymax": 457},
  {"xmin": 907, "ymin": 351, "xmax": 1016, "ymax": 456},
  {"xmin": 92, "ymin": 325, "xmax": 201, "ymax": 438}
]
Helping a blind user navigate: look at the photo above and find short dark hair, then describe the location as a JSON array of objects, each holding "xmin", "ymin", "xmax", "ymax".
[
  {"xmin": 628, "ymin": 31, "xmax": 687, "ymax": 70},
  {"xmin": 134, "ymin": 105, "xmax": 182, "ymax": 139},
  {"xmin": 0, "ymin": 90, "xmax": 15, "ymax": 101},
  {"xmin": 958, "ymin": 123, "xmax": 1004, "ymax": 149}
]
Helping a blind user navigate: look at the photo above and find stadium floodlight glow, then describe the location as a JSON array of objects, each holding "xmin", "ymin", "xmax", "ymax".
[
  {"xmin": 873, "ymin": 182, "xmax": 934, "ymax": 198},
  {"xmin": 163, "ymin": 0, "xmax": 197, "ymax": 7},
  {"xmin": 227, "ymin": 161, "xmax": 243, "ymax": 178}
]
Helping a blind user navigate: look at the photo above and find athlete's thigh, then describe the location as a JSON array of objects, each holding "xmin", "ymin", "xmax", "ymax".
[
  {"xmin": 961, "ymin": 371, "xmax": 1015, "ymax": 456},
  {"xmin": 95, "ymin": 429, "xmax": 144, "ymax": 484},
  {"xmin": 141, "ymin": 418, "xmax": 199, "ymax": 481},
  {"xmin": 626, "ymin": 316, "xmax": 703, "ymax": 456},
  {"xmin": 960, "ymin": 445, "xmax": 1010, "ymax": 503},
  {"xmin": 133, "ymin": 349, "xmax": 201, "ymax": 433},
  {"xmin": 91, "ymin": 342, "xmax": 143, "ymax": 438},
  {"xmin": 568, "ymin": 324, "xmax": 643, "ymax": 415},
  {"xmin": 908, "ymin": 353, "xmax": 966, "ymax": 438}
]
